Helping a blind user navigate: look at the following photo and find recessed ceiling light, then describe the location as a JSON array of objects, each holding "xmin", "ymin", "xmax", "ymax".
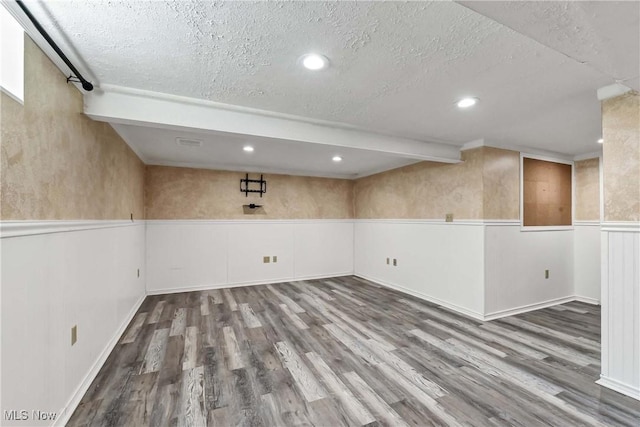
[
  {"xmin": 301, "ymin": 53, "xmax": 329, "ymax": 71},
  {"xmin": 243, "ymin": 146, "xmax": 254, "ymax": 152},
  {"xmin": 597, "ymin": 138, "xmax": 604, "ymax": 144},
  {"xmin": 332, "ymin": 156, "xmax": 342, "ymax": 162},
  {"xmin": 457, "ymin": 97, "xmax": 479, "ymax": 108}
]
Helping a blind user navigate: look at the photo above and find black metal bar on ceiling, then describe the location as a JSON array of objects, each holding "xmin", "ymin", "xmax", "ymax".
[{"xmin": 15, "ymin": 0, "xmax": 94, "ymax": 91}]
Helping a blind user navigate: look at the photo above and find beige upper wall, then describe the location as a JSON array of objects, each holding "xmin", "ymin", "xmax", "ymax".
[
  {"xmin": 574, "ymin": 158, "xmax": 600, "ymax": 221},
  {"xmin": 602, "ymin": 92, "xmax": 640, "ymax": 222},
  {"xmin": 355, "ymin": 146, "xmax": 520, "ymax": 220},
  {"xmin": 1, "ymin": 36, "xmax": 144, "ymax": 220},
  {"xmin": 145, "ymin": 166, "xmax": 354, "ymax": 220},
  {"xmin": 482, "ymin": 147, "xmax": 520, "ymax": 220}
]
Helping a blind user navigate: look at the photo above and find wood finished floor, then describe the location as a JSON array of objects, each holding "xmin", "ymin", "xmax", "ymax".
[{"xmin": 69, "ymin": 276, "xmax": 640, "ymax": 426}]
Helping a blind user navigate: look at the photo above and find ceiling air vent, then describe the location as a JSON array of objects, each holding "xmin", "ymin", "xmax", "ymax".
[{"xmin": 176, "ymin": 137, "xmax": 203, "ymax": 147}]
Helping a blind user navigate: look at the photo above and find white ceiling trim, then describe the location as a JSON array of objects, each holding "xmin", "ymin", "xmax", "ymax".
[
  {"xmin": 84, "ymin": 84, "xmax": 462, "ymax": 164},
  {"xmin": 460, "ymin": 139, "xmax": 574, "ymax": 162},
  {"xmin": 574, "ymin": 151, "xmax": 602, "ymax": 162},
  {"xmin": 597, "ymin": 83, "xmax": 633, "ymax": 101}
]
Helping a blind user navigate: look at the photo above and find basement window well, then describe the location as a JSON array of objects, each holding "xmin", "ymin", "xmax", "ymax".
[{"xmin": 521, "ymin": 155, "xmax": 573, "ymax": 230}]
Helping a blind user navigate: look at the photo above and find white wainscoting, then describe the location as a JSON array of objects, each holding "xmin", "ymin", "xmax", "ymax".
[
  {"xmin": 354, "ymin": 220, "xmax": 486, "ymax": 319},
  {"xmin": 574, "ymin": 222, "xmax": 601, "ymax": 303},
  {"xmin": 484, "ymin": 225, "xmax": 574, "ymax": 318},
  {"xmin": 0, "ymin": 221, "xmax": 146, "ymax": 426},
  {"xmin": 146, "ymin": 220, "xmax": 354, "ymax": 294},
  {"xmin": 598, "ymin": 224, "xmax": 640, "ymax": 400}
]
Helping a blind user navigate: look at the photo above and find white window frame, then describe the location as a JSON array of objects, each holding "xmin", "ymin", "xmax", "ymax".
[{"xmin": 0, "ymin": 5, "xmax": 25, "ymax": 104}]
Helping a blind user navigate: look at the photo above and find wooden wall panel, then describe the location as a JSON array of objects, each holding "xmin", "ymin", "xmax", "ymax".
[{"xmin": 523, "ymin": 158, "xmax": 572, "ymax": 226}]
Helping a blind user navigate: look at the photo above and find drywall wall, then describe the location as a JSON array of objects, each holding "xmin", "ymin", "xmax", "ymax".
[
  {"xmin": 354, "ymin": 221, "xmax": 485, "ymax": 319},
  {"xmin": 354, "ymin": 148, "xmax": 484, "ymax": 219},
  {"xmin": 354, "ymin": 146, "xmax": 577, "ymax": 319},
  {"xmin": 482, "ymin": 147, "xmax": 520, "ymax": 220},
  {"xmin": 143, "ymin": 166, "xmax": 355, "ymax": 294},
  {"xmin": 602, "ymin": 92, "xmax": 640, "ymax": 222},
  {"xmin": 146, "ymin": 220, "xmax": 354, "ymax": 293},
  {"xmin": 1, "ymin": 35, "xmax": 146, "ymax": 426},
  {"xmin": 354, "ymin": 147, "xmax": 519, "ymax": 220},
  {"xmin": 573, "ymin": 157, "xmax": 601, "ymax": 303},
  {"xmin": 1, "ymin": 36, "xmax": 144, "ymax": 220},
  {"xmin": 484, "ymin": 226, "xmax": 574, "ymax": 317},
  {"xmin": 575, "ymin": 157, "xmax": 601, "ymax": 221},
  {"xmin": 573, "ymin": 224, "xmax": 601, "ymax": 302},
  {"xmin": 1, "ymin": 224, "xmax": 145, "ymax": 426},
  {"xmin": 144, "ymin": 165, "xmax": 354, "ymax": 220}
]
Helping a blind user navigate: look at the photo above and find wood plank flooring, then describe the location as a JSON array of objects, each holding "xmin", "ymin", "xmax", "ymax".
[{"xmin": 68, "ymin": 276, "xmax": 640, "ymax": 426}]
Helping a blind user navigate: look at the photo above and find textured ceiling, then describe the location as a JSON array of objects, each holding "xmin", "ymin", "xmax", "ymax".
[
  {"xmin": 459, "ymin": 1, "xmax": 640, "ymax": 92},
  {"xmin": 24, "ymin": 0, "xmax": 638, "ymax": 161}
]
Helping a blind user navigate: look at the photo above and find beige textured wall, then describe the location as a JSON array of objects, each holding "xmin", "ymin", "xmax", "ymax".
[
  {"xmin": 602, "ymin": 92, "xmax": 640, "ymax": 222},
  {"xmin": 355, "ymin": 147, "xmax": 519, "ymax": 220},
  {"xmin": 1, "ymin": 36, "xmax": 144, "ymax": 220},
  {"xmin": 145, "ymin": 166, "xmax": 354, "ymax": 219},
  {"xmin": 482, "ymin": 147, "xmax": 520, "ymax": 220},
  {"xmin": 574, "ymin": 158, "xmax": 600, "ymax": 221}
]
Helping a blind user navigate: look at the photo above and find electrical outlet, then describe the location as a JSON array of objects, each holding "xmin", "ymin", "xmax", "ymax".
[
  {"xmin": 263, "ymin": 256, "xmax": 270, "ymax": 264},
  {"xmin": 71, "ymin": 325, "xmax": 77, "ymax": 346},
  {"xmin": 386, "ymin": 257, "xmax": 390, "ymax": 265},
  {"xmin": 545, "ymin": 269, "xmax": 549, "ymax": 279},
  {"xmin": 272, "ymin": 256, "xmax": 278, "ymax": 263},
  {"xmin": 393, "ymin": 258, "xmax": 397, "ymax": 266},
  {"xmin": 445, "ymin": 213, "xmax": 454, "ymax": 222}
]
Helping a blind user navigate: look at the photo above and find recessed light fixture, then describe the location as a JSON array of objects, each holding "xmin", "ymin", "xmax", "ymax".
[
  {"xmin": 597, "ymin": 138, "xmax": 604, "ymax": 144},
  {"xmin": 301, "ymin": 53, "xmax": 329, "ymax": 71},
  {"xmin": 332, "ymin": 156, "xmax": 342, "ymax": 162},
  {"xmin": 457, "ymin": 97, "xmax": 479, "ymax": 108},
  {"xmin": 243, "ymin": 146, "xmax": 254, "ymax": 152}
]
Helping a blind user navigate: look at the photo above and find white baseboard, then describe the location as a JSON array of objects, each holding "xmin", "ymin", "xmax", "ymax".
[
  {"xmin": 573, "ymin": 295, "xmax": 600, "ymax": 305},
  {"xmin": 354, "ymin": 274, "xmax": 485, "ymax": 321},
  {"xmin": 54, "ymin": 293, "xmax": 146, "ymax": 427},
  {"xmin": 596, "ymin": 376, "xmax": 640, "ymax": 401},
  {"xmin": 146, "ymin": 272, "xmax": 355, "ymax": 295},
  {"xmin": 483, "ymin": 296, "xmax": 576, "ymax": 321}
]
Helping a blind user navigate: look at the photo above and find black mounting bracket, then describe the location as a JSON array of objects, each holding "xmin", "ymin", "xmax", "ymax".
[{"xmin": 240, "ymin": 173, "xmax": 267, "ymax": 197}]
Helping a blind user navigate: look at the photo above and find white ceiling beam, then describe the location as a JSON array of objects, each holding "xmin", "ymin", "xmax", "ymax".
[{"xmin": 84, "ymin": 85, "xmax": 462, "ymax": 164}]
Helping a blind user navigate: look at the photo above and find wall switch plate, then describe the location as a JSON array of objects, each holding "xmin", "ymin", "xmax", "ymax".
[
  {"xmin": 545, "ymin": 269, "xmax": 549, "ymax": 279},
  {"xmin": 71, "ymin": 325, "xmax": 77, "ymax": 345},
  {"xmin": 272, "ymin": 256, "xmax": 278, "ymax": 263},
  {"xmin": 393, "ymin": 258, "xmax": 397, "ymax": 266},
  {"xmin": 263, "ymin": 256, "xmax": 270, "ymax": 263},
  {"xmin": 386, "ymin": 257, "xmax": 389, "ymax": 265},
  {"xmin": 445, "ymin": 213, "xmax": 454, "ymax": 222}
]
